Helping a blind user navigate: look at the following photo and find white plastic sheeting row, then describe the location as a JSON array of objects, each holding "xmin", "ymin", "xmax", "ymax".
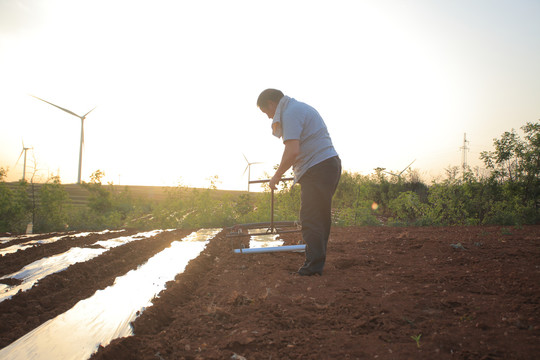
[
  {"xmin": 0, "ymin": 230, "xmax": 168, "ymax": 302},
  {"xmin": 0, "ymin": 228, "xmax": 221, "ymax": 360},
  {"xmin": 0, "ymin": 230, "xmax": 124, "ymax": 256},
  {"xmin": 0, "ymin": 233, "xmax": 49, "ymax": 244}
]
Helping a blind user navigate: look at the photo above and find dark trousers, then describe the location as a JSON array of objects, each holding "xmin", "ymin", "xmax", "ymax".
[{"xmin": 297, "ymin": 156, "xmax": 341, "ymax": 275}]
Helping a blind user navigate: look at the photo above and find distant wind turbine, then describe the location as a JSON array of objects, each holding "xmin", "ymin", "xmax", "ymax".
[
  {"xmin": 243, "ymin": 153, "xmax": 262, "ymax": 192},
  {"xmin": 31, "ymin": 95, "xmax": 96, "ymax": 184},
  {"xmin": 15, "ymin": 140, "xmax": 32, "ymax": 182},
  {"xmin": 383, "ymin": 159, "xmax": 416, "ymax": 179}
]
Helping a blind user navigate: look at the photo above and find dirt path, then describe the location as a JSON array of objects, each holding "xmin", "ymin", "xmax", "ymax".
[{"xmin": 86, "ymin": 225, "xmax": 540, "ymax": 359}]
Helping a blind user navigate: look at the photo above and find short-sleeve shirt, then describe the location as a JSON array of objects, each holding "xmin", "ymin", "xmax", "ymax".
[{"xmin": 281, "ymin": 98, "xmax": 338, "ymax": 182}]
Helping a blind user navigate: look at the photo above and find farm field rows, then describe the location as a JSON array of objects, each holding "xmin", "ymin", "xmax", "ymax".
[
  {"xmin": 0, "ymin": 228, "xmax": 198, "ymax": 354},
  {"xmin": 1, "ymin": 225, "xmax": 539, "ymax": 359}
]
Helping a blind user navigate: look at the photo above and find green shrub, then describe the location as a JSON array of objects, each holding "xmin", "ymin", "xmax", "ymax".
[
  {"xmin": 335, "ymin": 202, "xmax": 380, "ymax": 226},
  {"xmin": 35, "ymin": 176, "xmax": 71, "ymax": 232},
  {"xmin": 388, "ymin": 191, "xmax": 423, "ymax": 223},
  {"xmin": 0, "ymin": 179, "xmax": 31, "ymax": 233}
]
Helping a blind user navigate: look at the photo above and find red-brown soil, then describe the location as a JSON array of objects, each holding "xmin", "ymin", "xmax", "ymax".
[
  {"xmin": 93, "ymin": 225, "xmax": 539, "ymax": 360},
  {"xmin": 1, "ymin": 226, "xmax": 539, "ymax": 359}
]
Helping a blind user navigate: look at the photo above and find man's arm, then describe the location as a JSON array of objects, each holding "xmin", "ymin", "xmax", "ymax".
[{"xmin": 269, "ymin": 139, "xmax": 300, "ymax": 190}]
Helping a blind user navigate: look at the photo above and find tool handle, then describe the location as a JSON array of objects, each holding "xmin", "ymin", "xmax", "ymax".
[{"xmin": 248, "ymin": 177, "xmax": 294, "ymax": 184}]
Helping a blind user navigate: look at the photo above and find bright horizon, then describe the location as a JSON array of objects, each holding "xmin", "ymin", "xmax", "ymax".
[{"xmin": 1, "ymin": 0, "xmax": 539, "ymax": 191}]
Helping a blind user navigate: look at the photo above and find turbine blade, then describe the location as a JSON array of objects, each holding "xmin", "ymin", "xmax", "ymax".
[
  {"xmin": 15, "ymin": 149, "xmax": 24, "ymax": 166},
  {"xmin": 82, "ymin": 106, "xmax": 96, "ymax": 118},
  {"xmin": 31, "ymin": 95, "xmax": 82, "ymax": 119},
  {"xmin": 243, "ymin": 164, "xmax": 249, "ymax": 176},
  {"xmin": 399, "ymin": 159, "xmax": 416, "ymax": 175},
  {"xmin": 242, "ymin": 153, "xmax": 249, "ymax": 163}
]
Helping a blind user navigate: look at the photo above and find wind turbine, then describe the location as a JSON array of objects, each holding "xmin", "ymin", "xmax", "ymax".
[
  {"xmin": 243, "ymin": 153, "xmax": 262, "ymax": 192},
  {"xmin": 31, "ymin": 95, "xmax": 96, "ymax": 184},
  {"xmin": 383, "ymin": 159, "xmax": 416, "ymax": 179},
  {"xmin": 15, "ymin": 140, "xmax": 32, "ymax": 182}
]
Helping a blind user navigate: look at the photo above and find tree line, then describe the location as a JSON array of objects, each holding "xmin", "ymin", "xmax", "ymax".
[{"xmin": 1, "ymin": 122, "xmax": 538, "ymax": 234}]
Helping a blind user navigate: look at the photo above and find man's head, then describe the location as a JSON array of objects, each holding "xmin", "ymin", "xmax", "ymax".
[{"xmin": 257, "ymin": 88, "xmax": 284, "ymax": 119}]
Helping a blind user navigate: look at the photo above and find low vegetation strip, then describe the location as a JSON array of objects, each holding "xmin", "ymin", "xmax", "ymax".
[
  {"xmin": 0, "ymin": 228, "xmax": 193, "ymax": 348},
  {"xmin": 2, "ymin": 122, "xmax": 539, "ymax": 235}
]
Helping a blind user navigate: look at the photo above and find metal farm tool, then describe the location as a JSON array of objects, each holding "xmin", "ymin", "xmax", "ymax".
[{"xmin": 226, "ymin": 177, "xmax": 301, "ymax": 240}]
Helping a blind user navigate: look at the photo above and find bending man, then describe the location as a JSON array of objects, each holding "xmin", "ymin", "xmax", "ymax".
[{"xmin": 257, "ymin": 89, "xmax": 341, "ymax": 276}]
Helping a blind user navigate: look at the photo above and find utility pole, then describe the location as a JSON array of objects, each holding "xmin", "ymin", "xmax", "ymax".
[{"xmin": 460, "ymin": 133, "xmax": 470, "ymax": 177}]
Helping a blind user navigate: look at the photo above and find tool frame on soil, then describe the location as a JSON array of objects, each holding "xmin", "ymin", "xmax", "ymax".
[{"xmin": 226, "ymin": 177, "xmax": 301, "ymax": 239}]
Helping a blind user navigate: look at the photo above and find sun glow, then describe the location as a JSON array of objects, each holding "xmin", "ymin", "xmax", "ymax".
[{"xmin": 1, "ymin": 1, "xmax": 538, "ymax": 189}]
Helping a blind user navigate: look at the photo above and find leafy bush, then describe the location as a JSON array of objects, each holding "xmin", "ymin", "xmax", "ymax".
[
  {"xmin": 0, "ymin": 169, "xmax": 31, "ymax": 233},
  {"xmin": 388, "ymin": 191, "xmax": 424, "ymax": 224},
  {"xmin": 335, "ymin": 201, "xmax": 380, "ymax": 226},
  {"xmin": 34, "ymin": 176, "xmax": 71, "ymax": 232}
]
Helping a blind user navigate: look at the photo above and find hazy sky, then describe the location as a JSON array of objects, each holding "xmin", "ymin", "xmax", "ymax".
[{"xmin": 1, "ymin": 0, "xmax": 539, "ymax": 190}]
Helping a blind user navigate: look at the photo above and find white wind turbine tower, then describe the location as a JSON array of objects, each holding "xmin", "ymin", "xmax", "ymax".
[
  {"xmin": 31, "ymin": 95, "xmax": 96, "ymax": 184},
  {"xmin": 243, "ymin": 153, "xmax": 262, "ymax": 192},
  {"xmin": 15, "ymin": 140, "xmax": 32, "ymax": 182},
  {"xmin": 383, "ymin": 159, "xmax": 416, "ymax": 180}
]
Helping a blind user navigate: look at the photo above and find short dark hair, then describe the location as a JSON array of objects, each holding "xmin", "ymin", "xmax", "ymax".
[{"xmin": 257, "ymin": 89, "xmax": 284, "ymax": 108}]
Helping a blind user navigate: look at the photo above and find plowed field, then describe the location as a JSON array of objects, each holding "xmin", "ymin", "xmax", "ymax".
[{"xmin": 1, "ymin": 226, "xmax": 539, "ymax": 359}]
